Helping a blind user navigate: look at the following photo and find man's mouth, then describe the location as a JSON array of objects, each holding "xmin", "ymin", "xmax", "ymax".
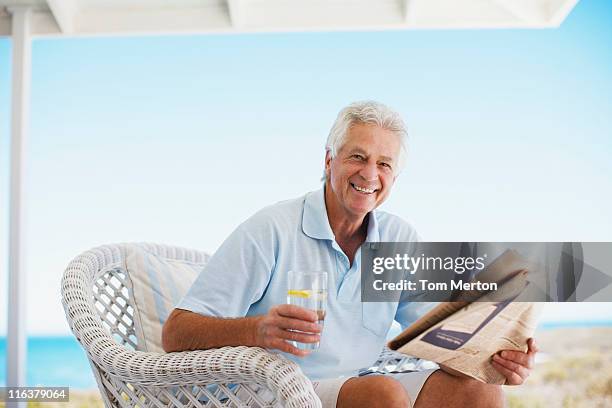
[{"xmin": 350, "ymin": 183, "xmax": 378, "ymax": 194}]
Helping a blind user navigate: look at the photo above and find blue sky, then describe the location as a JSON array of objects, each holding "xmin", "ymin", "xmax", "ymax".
[{"xmin": 0, "ymin": 0, "xmax": 611, "ymax": 335}]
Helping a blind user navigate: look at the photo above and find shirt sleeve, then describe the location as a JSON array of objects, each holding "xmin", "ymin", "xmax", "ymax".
[
  {"xmin": 176, "ymin": 211, "xmax": 277, "ymax": 318},
  {"xmin": 391, "ymin": 219, "xmax": 434, "ymax": 330},
  {"xmin": 394, "ymin": 301, "xmax": 438, "ymax": 331}
]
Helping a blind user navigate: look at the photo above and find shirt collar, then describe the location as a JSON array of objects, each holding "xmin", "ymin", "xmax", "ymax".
[
  {"xmin": 365, "ymin": 208, "xmax": 380, "ymax": 243},
  {"xmin": 302, "ymin": 188, "xmax": 335, "ymax": 240},
  {"xmin": 302, "ymin": 187, "xmax": 381, "ymax": 243}
]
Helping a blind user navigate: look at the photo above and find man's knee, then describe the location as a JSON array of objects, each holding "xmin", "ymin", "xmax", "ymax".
[
  {"xmin": 458, "ymin": 378, "xmax": 504, "ymax": 408},
  {"xmin": 372, "ymin": 376, "xmax": 412, "ymax": 408},
  {"xmin": 417, "ymin": 371, "xmax": 504, "ymax": 408},
  {"xmin": 338, "ymin": 376, "xmax": 411, "ymax": 408}
]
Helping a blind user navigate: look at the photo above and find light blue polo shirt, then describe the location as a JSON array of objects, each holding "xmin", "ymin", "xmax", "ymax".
[{"xmin": 178, "ymin": 188, "xmax": 428, "ymax": 380}]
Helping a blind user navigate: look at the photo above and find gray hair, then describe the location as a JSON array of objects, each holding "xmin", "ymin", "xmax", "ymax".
[{"xmin": 324, "ymin": 100, "xmax": 408, "ymax": 180}]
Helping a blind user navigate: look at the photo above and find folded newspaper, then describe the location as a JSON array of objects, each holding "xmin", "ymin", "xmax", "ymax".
[{"xmin": 388, "ymin": 250, "xmax": 543, "ymax": 384}]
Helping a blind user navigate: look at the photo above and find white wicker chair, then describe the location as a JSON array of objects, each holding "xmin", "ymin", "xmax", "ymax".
[
  {"xmin": 61, "ymin": 243, "xmax": 321, "ymax": 408},
  {"xmin": 61, "ymin": 243, "xmax": 430, "ymax": 408}
]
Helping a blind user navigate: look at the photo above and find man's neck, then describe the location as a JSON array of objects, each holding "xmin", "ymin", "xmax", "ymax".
[
  {"xmin": 329, "ymin": 214, "xmax": 368, "ymax": 243},
  {"xmin": 324, "ymin": 185, "xmax": 369, "ymax": 262}
]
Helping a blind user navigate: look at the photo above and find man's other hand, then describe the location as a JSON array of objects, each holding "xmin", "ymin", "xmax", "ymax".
[
  {"xmin": 492, "ymin": 338, "xmax": 539, "ymax": 385},
  {"xmin": 254, "ymin": 304, "xmax": 322, "ymax": 357}
]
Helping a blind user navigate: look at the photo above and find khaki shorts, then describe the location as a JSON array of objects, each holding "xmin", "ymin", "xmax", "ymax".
[{"xmin": 312, "ymin": 369, "xmax": 438, "ymax": 408}]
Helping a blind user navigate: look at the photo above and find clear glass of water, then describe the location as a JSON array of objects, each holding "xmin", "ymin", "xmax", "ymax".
[{"xmin": 286, "ymin": 270, "xmax": 328, "ymax": 350}]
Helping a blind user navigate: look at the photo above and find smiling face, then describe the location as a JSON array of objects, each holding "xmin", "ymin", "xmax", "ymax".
[{"xmin": 324, "ymin": 123, "xmax": 401, "ymax": 223}]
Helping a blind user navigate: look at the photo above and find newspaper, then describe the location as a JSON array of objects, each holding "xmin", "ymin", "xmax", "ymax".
[{"xmin": 388, "ymin": 250, "xmax": 543, "ymax": 384}]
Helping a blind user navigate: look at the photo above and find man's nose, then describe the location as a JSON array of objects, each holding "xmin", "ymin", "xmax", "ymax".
[{"xmin": 359, "ymin": 161, "xmax": 378, "ymax": 181}]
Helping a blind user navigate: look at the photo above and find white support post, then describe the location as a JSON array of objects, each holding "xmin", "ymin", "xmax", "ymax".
[{"xmin": 6, "ymin": 6, "xmax": 32, "ymax": 408}]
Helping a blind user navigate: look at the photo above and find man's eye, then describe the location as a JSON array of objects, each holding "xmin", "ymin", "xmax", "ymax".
[
  {"xmin": 352, "ymin": 154, "xmax": 365, "ymax": 160},
  {"xmin": 380, "ymin": 162, "xmax": 392, "ymax": 169}
]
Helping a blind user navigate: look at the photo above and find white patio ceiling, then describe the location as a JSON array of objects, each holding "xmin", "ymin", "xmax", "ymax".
[
  {"xmin": 0, "ymin": 0, "xmax": 579, "ymax": 38},
  {"xmin": 1, "ymin": 0, "xmax": 580, "ymax": 405}
]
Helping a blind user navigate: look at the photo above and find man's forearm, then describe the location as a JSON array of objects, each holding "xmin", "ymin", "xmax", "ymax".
[{"xmin": 162, "ymin": 308, "xmax": 261, "ymax": 352}]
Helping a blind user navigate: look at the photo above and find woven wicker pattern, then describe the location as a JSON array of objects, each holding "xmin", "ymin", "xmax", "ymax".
[
  {"xmin": 93, "ymin": 266, "xmax": 138, "ymax": 350},
  {"xmin": 61, "ymin": 243, "xmax": 321, "ymax": 407}
]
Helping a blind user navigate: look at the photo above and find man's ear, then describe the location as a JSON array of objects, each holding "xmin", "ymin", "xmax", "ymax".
[{"xmin": 324, "ymin": 151, "xmax": 332, "ymax": 177}]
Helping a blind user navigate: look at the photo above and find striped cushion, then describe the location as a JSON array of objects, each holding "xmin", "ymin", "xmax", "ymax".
[{"xmin": 125, "ymin": 245, "xmax": 206, "ymax": 353}]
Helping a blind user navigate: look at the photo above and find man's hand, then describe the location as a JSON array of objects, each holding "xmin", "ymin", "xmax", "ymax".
[
  {"xmin": 253, "ymin": 304, "xmax": 321, "ymax": 357},
  {"xmin": 492, "ymin": 338, "xmax": 539, "ymax": 385}
]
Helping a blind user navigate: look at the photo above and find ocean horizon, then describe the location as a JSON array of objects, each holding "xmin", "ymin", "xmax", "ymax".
[
  {"xmin": 1, "ymin": 320, "xmax": 611, "ymax": 389},
  {"xmin": 0, "ymin": 336, "xmax": 97, "ymax": 389}
]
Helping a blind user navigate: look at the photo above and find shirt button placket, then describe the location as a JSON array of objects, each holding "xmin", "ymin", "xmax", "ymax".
[{"xmin": 335, "ymin": 252, "xmax": 351, "ymax": 298}]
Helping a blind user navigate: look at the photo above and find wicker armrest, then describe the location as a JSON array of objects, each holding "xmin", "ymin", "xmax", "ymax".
[{"xmin": 85, "ymin": 341, "xmax": 320, "ymax": 407}]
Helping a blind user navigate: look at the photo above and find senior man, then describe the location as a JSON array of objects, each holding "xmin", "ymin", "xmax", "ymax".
[{"xmin": 162, "ymin": 101, "xmax": 538, "ymax": 407}]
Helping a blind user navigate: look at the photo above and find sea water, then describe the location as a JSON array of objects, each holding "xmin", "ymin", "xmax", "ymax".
[{"xmin": 0, "ymin": 337, "xmax": 97, "ymax": 388}]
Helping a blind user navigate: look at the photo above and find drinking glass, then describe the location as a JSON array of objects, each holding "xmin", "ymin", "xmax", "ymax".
[{"xmin": 286, "ymin": 270, "xmax": 328, "ymax": 350}]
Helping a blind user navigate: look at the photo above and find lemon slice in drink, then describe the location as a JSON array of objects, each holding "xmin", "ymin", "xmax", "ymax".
[{"xmin": 287, "ymin": 290, "xmax": 312, "ymax": 298}]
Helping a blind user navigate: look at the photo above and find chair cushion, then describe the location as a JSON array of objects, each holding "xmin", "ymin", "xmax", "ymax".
[{"xmin": 125, "ymin": 245, "xmax": 206, "ymax": 353}]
